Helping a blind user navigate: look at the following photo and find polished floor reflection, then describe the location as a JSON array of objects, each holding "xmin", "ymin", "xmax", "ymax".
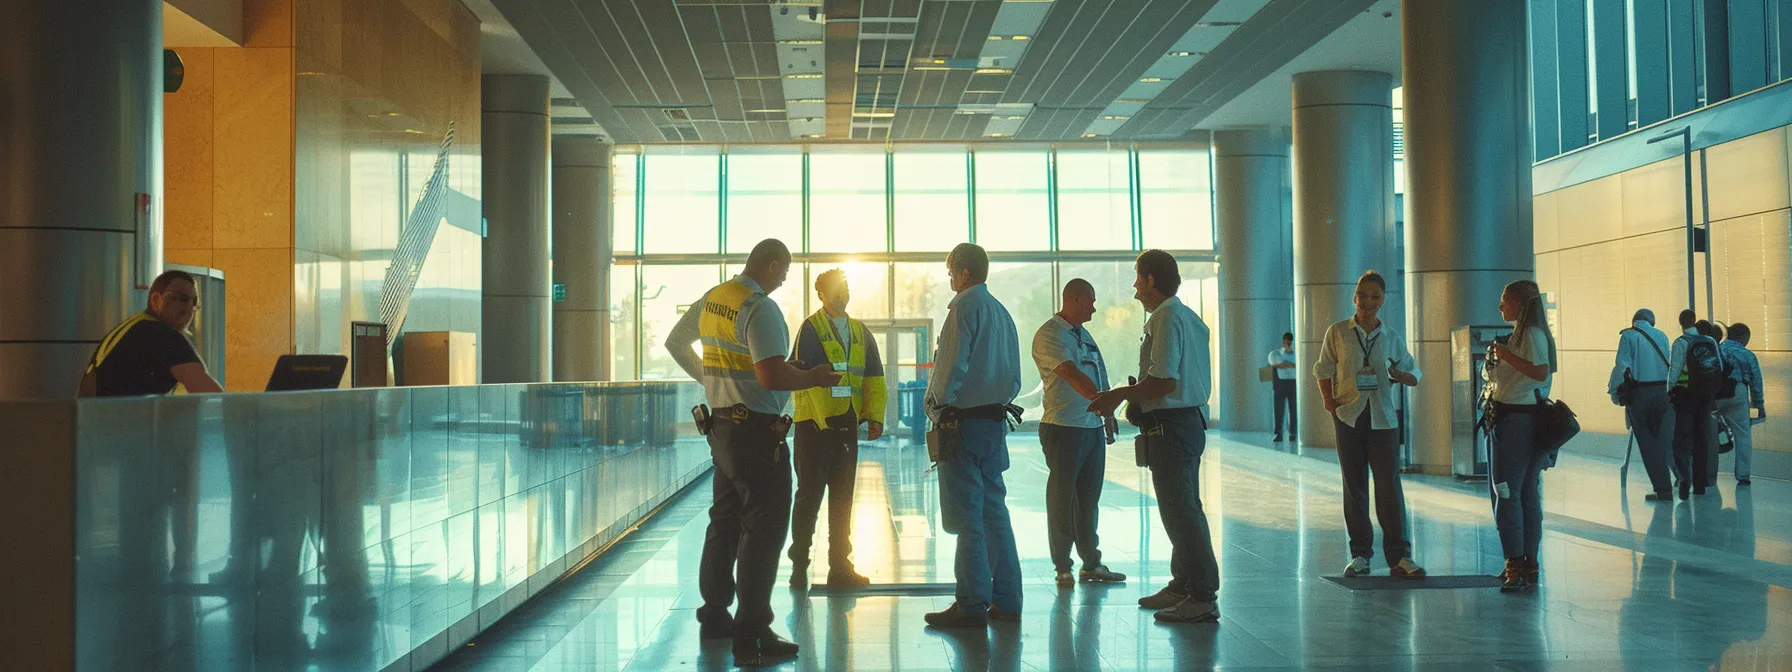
[{"xmin": 436, "ymin": 432, "xmax": 1792, "ymax": 671}]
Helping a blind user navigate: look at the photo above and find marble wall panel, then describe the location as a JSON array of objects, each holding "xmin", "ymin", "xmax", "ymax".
[
  {"xmin": 164, "ymin": 48, "xmax": 215, "ymax": 252},
  {"xmin": 213, "ymin": 47, "xmax": 294, "ymax": 251},
  {"xmin": 213, "ymin": 247, "xmax": 295, "ymax": 391}
]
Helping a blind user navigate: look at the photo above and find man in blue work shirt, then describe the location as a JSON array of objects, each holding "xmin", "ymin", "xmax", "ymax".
[
  {"xmin": 923, "ymin": 242, "xmax": 1025, "ymax": 628},
  {"xmin": 1090, "ymin": 249, "xmax": 1220, "ymax": 625},
  {"xmin": 1607, "ymin": 308, "xmax": 1675, "ymax": 500}
]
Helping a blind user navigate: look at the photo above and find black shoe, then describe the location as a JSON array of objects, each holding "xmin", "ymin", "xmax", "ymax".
[
  {"xmin": 733, "ymin": 632, "xmax": 800, "ymax": 665},
  {"xmin": 988, "ymin": 606, "xmax": 1021, "ymax": 623},
  {"xmin": 699, "ymin": 617, "xmax": 733, "ymax": 640},
  {"xmin": 1678, "ymin": 482, "xmax": 1691, "ymax": 500},
  {"xmin": 790, "ymin": 562, "xmax": 809, "ymax": 589},
  {"xmin": 826, "ymin": 569, "xmax": 871, "ymax": 589},
  {"xmin": 1738, "ymin": 479, "xmax": 1752, "ymax": 486},
  {"xmin": 1644, "ymin": 491, "xmax": 1674, "ymax": 502},
  {"xmin": 1272, "ymin": 434, "xmax": 1283, "ymax": 442},
  {"xmin": 924, "ymin": 603, "xmax": 989, "ymax": 628}
]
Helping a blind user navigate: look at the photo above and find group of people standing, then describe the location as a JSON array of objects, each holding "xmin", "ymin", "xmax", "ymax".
[{"xmin": 1609, "ymin": 308, "xmax": 1765, "ymax": 502}]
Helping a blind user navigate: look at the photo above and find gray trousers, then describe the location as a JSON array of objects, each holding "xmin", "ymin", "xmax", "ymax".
[
  {"xmin": 1626, "ymin": 385, "xmax": 1676, "ymax": 494},
  {"xmin": 1040, "ymin": 423, "xmax": 1106, "ymax": 572},
  {"xmin": 1333, "ymin": 408, "xmax": 1411, "ymax": 563},
  {"xmin": 1716, "ymin": 390, "xmax": 1754, "ymax": 481}
]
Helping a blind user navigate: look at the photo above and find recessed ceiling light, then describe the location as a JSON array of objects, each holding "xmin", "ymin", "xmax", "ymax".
[
  {"xmin": 1139, "ymin": 77, "xmax": 1166, "ymax": 83},
  {"xmin": 985, "ymin": 133, "xmax": 1011, "ymax": 137},
  {"xmin": 1101, "ymin": 115, "xmax": 1130, "ymax": 120},
  {"xmin": 786, "ymin": 73, "xmax": 824, "ymax": 79},
  {"xmin": 975, "ymin": 68, "xmax": 1013, "ymax": 75},
  {"xmin": 778, "ymin": 39, "xmax": 824, "ymax": 45},
  {"xmin": 1082, "ymin": 133, "xmax": 1099, "ymax": 138},
  {"xmin": 805, "ymin": 133, "xmax": 826, "ymax": 138},
  {"xmin": 1193, "ymin": 21, "xmax": 1242, "ymax": 28},
  {"xmin": 1114, "ymin": 98, "xmax": 1151, "ymax": 104},
  {"xmin": 1011, "ymin": 35, "xmax": 1030, "ymax": 41},
  {"xmin": 853, "ymin": 111, "xmax": 896, "ymax": 118},
  {"xmin": 746, "ymin": 109, "xmax": 787, "ymax": 113},
  {"xmin": 999, "ymin": 115, "xmax": 1026, "ymax": 120},
  {"xmin": 1168, "ymin": 51, "xmax": 1194, "ymax": 57},
  {"xmin": 790, "ymin": 98, "xmax": 825, "ymax": 104},
  {"xmin": 987, "ymin": 35, "xmax": 1002, "ymax": 41}
]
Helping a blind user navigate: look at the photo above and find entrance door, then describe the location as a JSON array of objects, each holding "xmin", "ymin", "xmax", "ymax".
[{"xmin": 861, "ymin": 319, "xmax": 932, "ymax": 446}]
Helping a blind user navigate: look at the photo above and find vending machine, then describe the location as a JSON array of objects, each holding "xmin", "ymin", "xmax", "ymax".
[{"xmin": 1451, "ymin": 325, "xmax": 1510, "ymax": 478}]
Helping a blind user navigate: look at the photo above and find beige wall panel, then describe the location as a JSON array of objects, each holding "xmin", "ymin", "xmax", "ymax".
[
  {"xmin": 164, "ymin": 47, "xmax": 216, "ymax": 253},
  {"xmin": 1621, "ymin": 229, "xmax": 1693, "ymax": 317},
  {"xmin": 1622, "ymin": 155, "xmax": 1696, "ymax": 238},
  {"xmin": 1535, "ymin": 250, "xmax": 1561, "ymax": 302},
  {"xmin": 1758, "ymin": 352, "xmax": 1791, "ymax": 453},
  {"xmin": 213, "ymin": 248, "xmax": 294, "ymax": 392},
  {"xmin": 1534, "ymin": 189, "xmax": 1560, "ymax": 254},
  {"xmin": 1711, "ymin": 213, "xmax": 1770, "ymax": 334},
  {"xmin": 1559, "ymin": 243, "xmax": 1629, "ymax": 352},
  {"xmin": 1755, "ymin": 210, "xmax": 1792, "ymax": 352},
  {"xmin": 212, "ymin": 47, "xmax": 294, "ymax": 250},
  {"xmin": 1703, "ymin": 128, "xmax": 1790, "ymax": 222},
  {"xmin": 1555, "ymin": 174, "xmax": 1622, "ymax": 250},
  {"xmin": 1558, "ymin": 349, "xmax": 1626, "ymax": 435}
]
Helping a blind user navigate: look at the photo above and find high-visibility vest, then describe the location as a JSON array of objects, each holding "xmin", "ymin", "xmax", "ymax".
[
  {"xmin": 87, "ymin": 311, "xmax": 155, "ymax": 375},
  {"xmin": 793, "ymin": 310, "xmax": 887, "ymax": 428},
  {"xmin": 697, "ymin": 279, "xmax": 765, "ymax": 385}
]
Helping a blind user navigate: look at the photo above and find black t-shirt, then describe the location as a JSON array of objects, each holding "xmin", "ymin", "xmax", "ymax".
[{"xmin": 88, "ymin": 313, "xmax": 203, "ymax": 397}]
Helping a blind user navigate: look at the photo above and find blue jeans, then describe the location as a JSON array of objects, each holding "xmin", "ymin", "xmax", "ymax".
[
  {"xmin": 1145, "ymin": 412, "xmax": 1219, "ymax": 602},
  {"xmin": 1490, "ymin": 409, "xmax": 1548, "ymax": 560},
  {"xmin": 937, "ymin": 418, "xmax": 1023, "ymax": 614}
]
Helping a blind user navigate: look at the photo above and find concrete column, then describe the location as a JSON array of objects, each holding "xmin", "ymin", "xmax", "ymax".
[
  {"xmin": 1403, "ymin": 0, "xmax": 1534, "ymax": 473},
  {"xmin": 1291, "ymin": 70, "xmax": 1399, "ymax": 449},
  {"xmin": 551, "ymin": 136, "xmax": 613, "ymax": 382},
  {"xmin": 0, "ymin": 0, "xmax": 162, "ymax": 398},
  {"xmin": 482, "ymin": 75, "xmax": 552, "ymax": 383},
  {"xmin": 1214, "ymin": 129, "xmax": 1293, "ymax": 433}
]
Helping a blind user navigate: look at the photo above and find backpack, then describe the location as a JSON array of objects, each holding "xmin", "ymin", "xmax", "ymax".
[{"xmin": 1682, "ymin": 337, "xmax": 1724, "ymax": 399}]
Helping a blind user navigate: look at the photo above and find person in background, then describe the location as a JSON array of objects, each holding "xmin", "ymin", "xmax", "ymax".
[
  {"xmin": 787, "ymin": 269, "xmax": 885, "ymax": 589},
  {"xmin": 1089, "ymin": 250, "xmax": 1220, "ymax": 624},
  {"xmin": 1666, "ymin": 311, "xmax": 1720, "ymax": 498},
  {"xmin": 664, "ymin": 238, "xmax": 840, "ymax": 666},
  {"xmin": 1485, "ymin": 279, "xmax": 1557, "ymax": 593},
  {"xmin": 78, "ymin": 269, "xmax": 223, "ymax": 397},
  {"xmin": 1314, "ymin": 271, "xmax": 1424, "ymax": 579},
  {"xmin": 1716, "ymin": 323, "xmax": 1764, "ymax": 486},
  {"xmin": 922, "ymin": 243, "xmax": 1026, "ymax": 629},
  {"xmin": 1031, "ymin": 278, "xmax": 1126, "ymax": 588},
  {"xmin": 1268, "ymin": 332, "xmax": 1298, "ymax": 442},
  {"xmin": 1607, "ymin": 309, "xmax": 1675, "ymax": 501}
]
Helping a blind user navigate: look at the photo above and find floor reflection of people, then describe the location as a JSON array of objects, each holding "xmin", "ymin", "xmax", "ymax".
[
  {"xmin": 1620, "ymin": 489, "xmax": 1767, "ymax": 670},
  {"xmin": 930, "ymin": 619, "xmax": 1023, "ymax": 672},
  {"xmin": 1048, "ymin": 585, "xmax": 1104, "ymax": 671}
]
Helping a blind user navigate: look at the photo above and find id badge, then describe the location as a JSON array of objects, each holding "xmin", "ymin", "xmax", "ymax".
[
  {"xmin": 831, "ymin": 361, "xmax": 848, "ymax": 372},
  {"xmin": 1355, "ymin": 368, "xmax": 1381, "ymax": 392},
  {"xmin": 830, "ymin": 385, "xmax": 853, "ymax": 398}
]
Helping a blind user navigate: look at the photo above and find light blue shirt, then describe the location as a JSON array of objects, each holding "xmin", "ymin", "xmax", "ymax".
[
  {"xmin": 1138, "ymin": 296, "xmax": 1211, "ymax": 413},
  {"xmin": 1032, "ymin": 315, "xmax": 1110, "ymax": 428},
  {"xmin": 926, "ymin": 284, "xmax": 1021, "ymax": 420},
  {"xmin": 1720, "ymin": 340, "xmax": 1765, "ymax": 409},
  {"xmin": 1607, "ymin": 320, "xmax": 1672, "ymax": 400}
]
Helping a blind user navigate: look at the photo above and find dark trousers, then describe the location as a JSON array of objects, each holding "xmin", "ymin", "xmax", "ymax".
[
  {"xmin": 1627, "ymin": 385, "xmax": 1676, "ymax": 494},
  {"xmin": 1490, "ymin": 409, "xmax": 1548, "ymax": 560},
  {"xmin": 788, "ymin": 421, "xmax": 859, "ymax": 571},
  {"xmin": 1333, "ymin": 408, "xmax": 1410, "ymax": 564},
  {"xmin": 696, "ymin": 420, "xmax": 793, "ymax": 636},
  {"xmin": 1144, "ymin": 411, "xmax": 1219, "ymax": 603},
  {"xmin": 1040, "ymin": 423, "xmax": 1106, "ymax": 572},
  {"xmin": 1671, "ymin": 393, "xmax": 1715, "ymax": 491},
  {"xmin": 1272, "ymin": 378, "xmax": 1297, "ymax": 436}
]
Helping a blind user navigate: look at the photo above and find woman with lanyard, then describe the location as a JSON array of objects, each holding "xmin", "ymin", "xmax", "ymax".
[
  {"xmin": 1314, "ymin": 271, "xmax": 1425, "ymax": 579},
  {"xmin": 1483, "ymin": 279, "xmax": 1557, "ymax": 593}
]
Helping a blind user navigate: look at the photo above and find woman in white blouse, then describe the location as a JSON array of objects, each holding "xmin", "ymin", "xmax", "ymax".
[
  {"xmin": 1484, "ymin": 279, "xmax": 1557, "ymax": 593},
  {"xmin": 1314, "ymin": 271, "xmax": 1425, "ymax": 579}
]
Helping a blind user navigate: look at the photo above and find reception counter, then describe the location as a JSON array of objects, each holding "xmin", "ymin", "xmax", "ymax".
[{"xmin": 0, "ymin": 381, "xmax": 709, "ymax": 672}]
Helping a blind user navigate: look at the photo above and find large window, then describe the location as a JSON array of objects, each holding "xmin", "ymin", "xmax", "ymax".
[
  {"xmin": 613, "ymin": 151, "xmax": 640, "ymax": 254},
  {"xmin": 1055, "ymin": 149, "xmax": 1133, "ymax": 251},
  {"xmin": 973, "ymin": 150, "xmax": 1051, "ymax": 251},
  {"xmin": 808, "ymin": 148, "xmax": 887, "ymax": 253},
  {"xmin": 893, "ymin": 149, "xmax": 971, "ymax": 253},
  {"xmin": 986, "ymin": 263, "xmax": 1057, "ymax": 421},
  {"xmin": 725, "ymin": 151, "xmax": 803, "ymax": 254},
  {"xmin": 642, "ymin": 148, "xmax": 719, "ymax": 254},
  {"xmin": 1138, "ymin": 149, "xmax": 1213, "ymax": 250},
  {"xmin": 638, "ymin": 264, "xmax": 720, "ymax": 380}
]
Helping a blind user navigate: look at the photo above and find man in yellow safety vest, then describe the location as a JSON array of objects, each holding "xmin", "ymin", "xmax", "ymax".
[{"xmin": 787, "ymin": 268, "xmax": 886, "ymax": 589}]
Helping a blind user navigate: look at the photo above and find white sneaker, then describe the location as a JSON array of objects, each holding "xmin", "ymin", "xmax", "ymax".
[{"xmin": 1343, "ymin": 556, "xmax": 1372, "ymax": 577}]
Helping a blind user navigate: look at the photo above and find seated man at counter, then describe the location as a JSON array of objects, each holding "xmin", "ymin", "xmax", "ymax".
[{"xmin": 78, "ymin": 269, "xmax": 223, "ymax": 397}]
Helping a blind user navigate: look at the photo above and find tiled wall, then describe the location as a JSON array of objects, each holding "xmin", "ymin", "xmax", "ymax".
[
  {"xmin": 1535, "ymin": 127, "xmax": 1792, "ymax": 478},
  {"xmin": 164, "ymin": 0, "xmax": 481, "ymax": 391}
]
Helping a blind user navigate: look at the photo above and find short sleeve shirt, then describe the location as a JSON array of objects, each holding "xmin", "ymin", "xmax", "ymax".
[
  {"xmin": 1032, "ymin": 315, "xmax": 1110, "ymax": 428},
  {"xmin": 675, "ymin": 276, "xmax": 792, "ymax": 414},
  {"xmin": 1489, "ymin": 326, "xmax": 1552, "ymax": 404},
  {"xmin": 89, "ymin": 314, "xmax": 202, "ymax": 396},
  {"xmin": 1138, "ymin": 296, "xmax": 1211, "ymax": 413}
]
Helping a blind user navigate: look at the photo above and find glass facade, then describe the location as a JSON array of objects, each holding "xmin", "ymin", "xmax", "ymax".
[{"xmin": 607, "ymin": 143, "xmax": 1216, "ymax": 398}]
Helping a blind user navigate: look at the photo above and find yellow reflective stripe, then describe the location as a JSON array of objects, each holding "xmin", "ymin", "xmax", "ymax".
[{"xmin": 87, "ymin": 312, "xmax": 151, "ymax": 374}]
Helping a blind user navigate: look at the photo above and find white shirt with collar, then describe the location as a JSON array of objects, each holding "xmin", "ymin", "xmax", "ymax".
[
  {"xmin": 1607, "ymin": 320, "xmax": 1672, "ymax": 398},
  {"xmin": 1267, "ymin": 347, "xmax": 1297, "ymax": 380},
  {"xmin": 1032, "ymin": 314, "xmax": 1111, "ymax": 428},
  {"xmin": 1137, "ymin": 295, "xmax": 1211, "ymax": 413},
  {"xmin": 1313, "ymin": 316, "xmax": 1420, "ymax": 429}
]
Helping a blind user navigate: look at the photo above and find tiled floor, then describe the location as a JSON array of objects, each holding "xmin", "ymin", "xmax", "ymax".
[{"xmin": 433, "ymin": 431, "xmax": 1792, "ymax": 671}]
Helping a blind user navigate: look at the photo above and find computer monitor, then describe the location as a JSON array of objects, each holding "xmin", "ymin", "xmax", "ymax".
[{"xmin": 264, "ymin": 354, "xmax": 348, "ymax": 392}]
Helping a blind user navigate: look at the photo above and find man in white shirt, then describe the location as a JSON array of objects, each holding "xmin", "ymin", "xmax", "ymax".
[
  {"xmin": 1031, "ymin": 279, "xmax": 1125, "ymax": 587},
  {"xmin": 1607, "ymin": 308, "xmax": 1675, "ymax": 500},
  {"xmin": 1089, "ymin": 250, "xmax": 1219, "ymax": 625},
  {"xmin": 1268, "ymin": 332, "xmax": 1297, "ymax": 441}
]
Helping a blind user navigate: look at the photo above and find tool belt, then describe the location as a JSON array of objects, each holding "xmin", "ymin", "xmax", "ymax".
[
  {"xmin": 692, "ymin": 403, "xmax": 793, "ymax": 437},
  {"xmin": 1132, "ymin": 406, "xmax": 1206, "ymax": 467},
  {"xmin": 926, "ymin": 403, "xmax": 1025, "ymax": 462}
]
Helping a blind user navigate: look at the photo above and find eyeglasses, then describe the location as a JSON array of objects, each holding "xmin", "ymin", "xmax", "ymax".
[{"xmin": 162, "ymin": 291, "xmax": 200, "ymax": 308}]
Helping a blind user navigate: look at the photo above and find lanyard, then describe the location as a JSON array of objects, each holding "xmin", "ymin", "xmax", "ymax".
[{"xmin": 1352, "ymin": 328, "xmax": 1381, "ymax": 368}]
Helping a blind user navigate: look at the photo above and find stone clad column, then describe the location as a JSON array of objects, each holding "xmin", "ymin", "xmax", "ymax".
[
  {"xmin": 0, "ymin": 0, "xmax": 162, "ymax": 398},
  {"xmin": 1214, "ymin": 129, "xmax": 1293, "ymax": 433},
  {"xmin": 482, "ymin": 75, "xmax": 552, "ymax": 383},
  {"xmin": 1403, "ymin": 0, "xmax": 1534, "ymax": 472},
  {"xmin": 551, "ymin": 136, "xmax": 613, "ymax": 382},
  {"xmin": 1291, "ymin": 70, "xmax": 1399, "ymax": 448}
]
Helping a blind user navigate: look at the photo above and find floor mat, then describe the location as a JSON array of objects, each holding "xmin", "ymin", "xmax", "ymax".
[{"xmin": 1322, "ymin": 574, "xmax": 1506, "ymax": 590}]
